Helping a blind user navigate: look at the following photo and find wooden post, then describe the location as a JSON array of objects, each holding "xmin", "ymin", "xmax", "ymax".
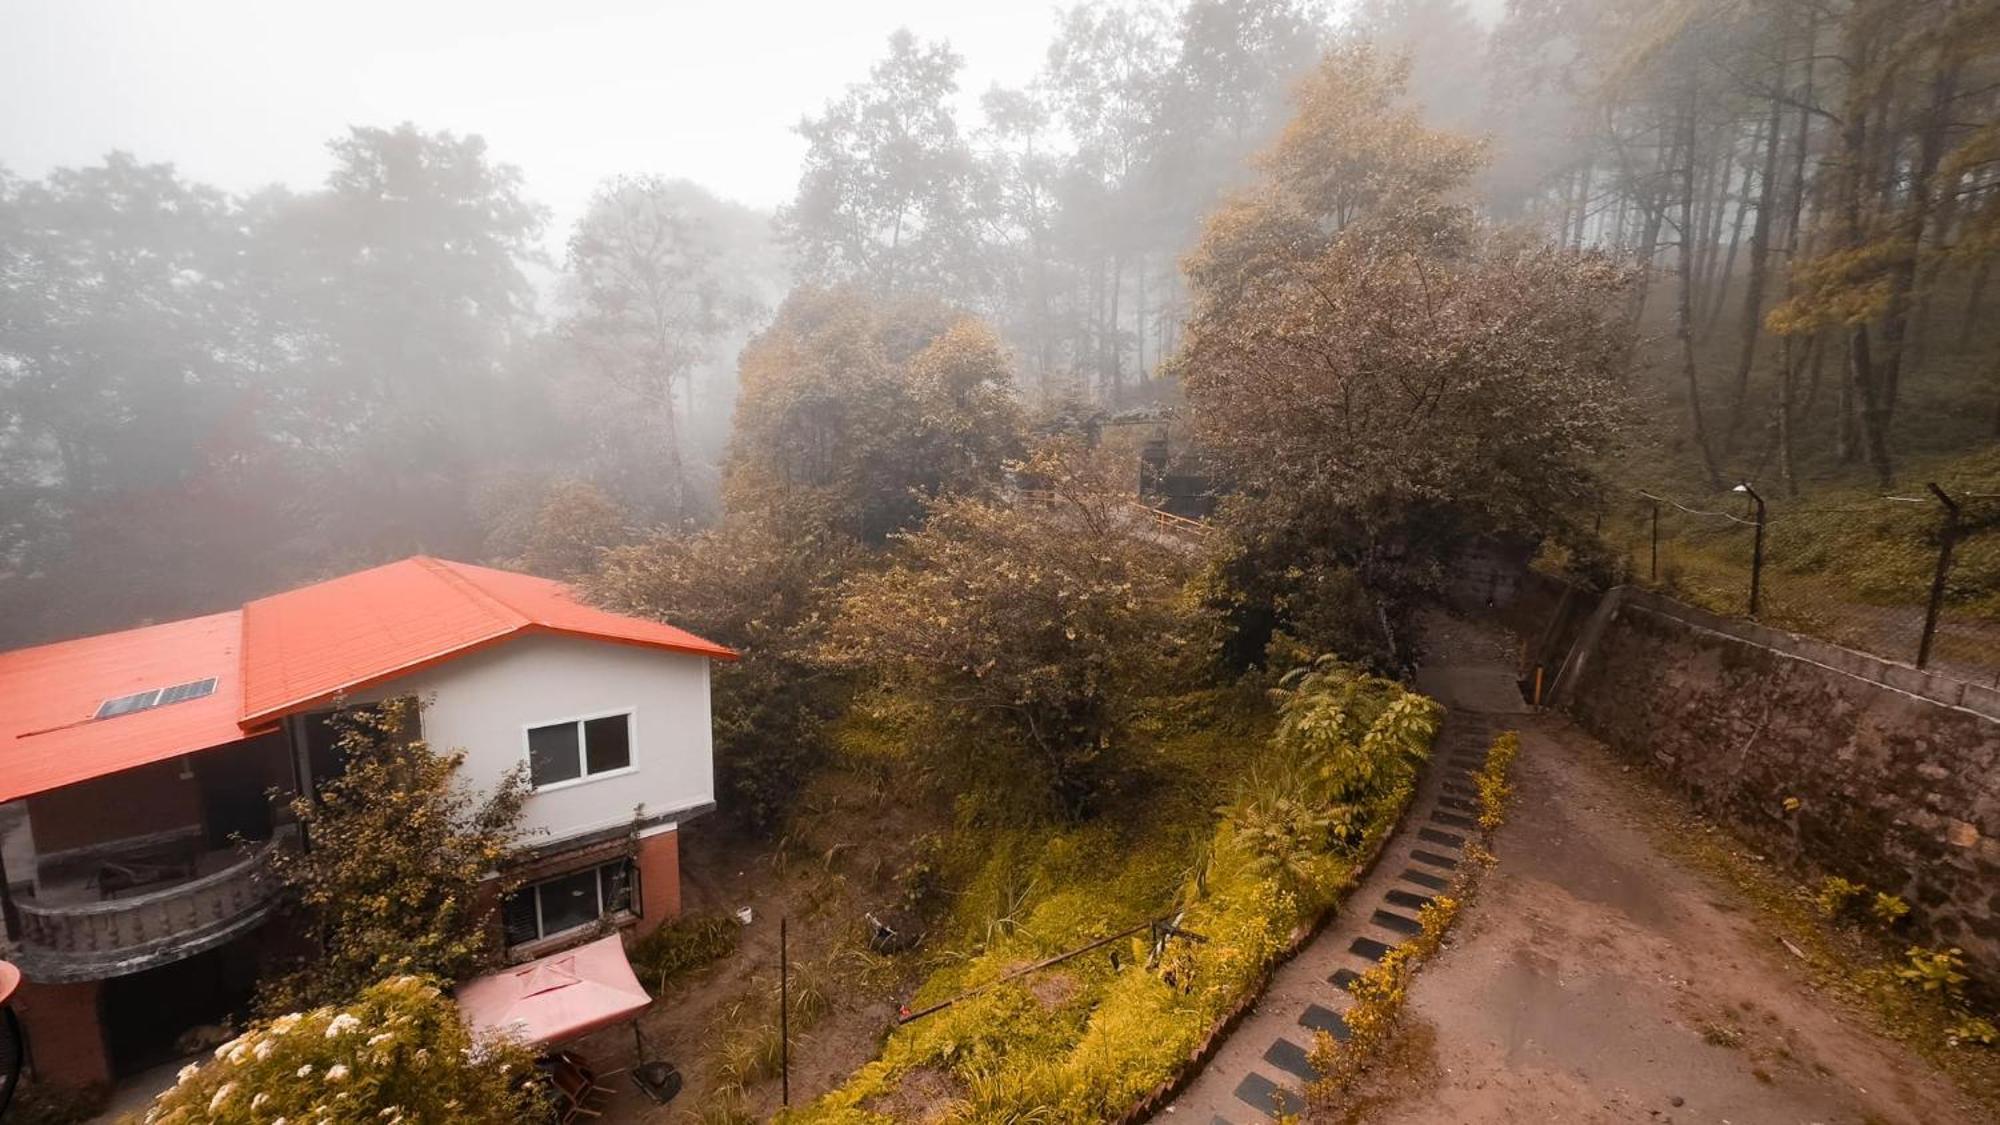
[
  {"xmin": 1917, "ymin": 483, "xmax": 1961, "ymax": 669},
  {"xmin": 1650, "ymin": 500, "xmax": 1660, "ymax": 583}
]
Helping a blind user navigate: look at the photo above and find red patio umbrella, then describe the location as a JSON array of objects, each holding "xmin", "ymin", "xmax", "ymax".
[{"xmin": 455, "ymin": 935, "xmax": 651, "ymax": 1047}]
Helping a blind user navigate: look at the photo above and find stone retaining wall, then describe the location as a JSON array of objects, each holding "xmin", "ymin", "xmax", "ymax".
[{"xmin": 1555, "ymin": 587, "xmax": 2000, "ymax": 983}]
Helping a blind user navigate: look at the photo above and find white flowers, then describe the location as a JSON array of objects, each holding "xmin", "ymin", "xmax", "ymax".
[
  {"xmin": 253, "ymin": 1092, "xmax": 271, "ymax": 1110},
  {"xmin": 366, "ymin": 1031, "xmax": 395, "ymax": 1047},
  {"xmin": 208, "ymin": 1082, "xmax": 236, "ymax": 1112},
  {"xmin": 271, "ymin": 1012, "xmax": 303, "ymax": 1035},
  {"xmin": 254, "ymin": 1038, "xmax": 275, "ymax": 1061},
  {"xmin": 325, "ymin": 1012, "xmax": 362, "ymax": 1038},
  {"xmin": 297, "ymin": 1063, "xmax": 314, "ymax": 1078},
  {"xmin": 325, "ymin": 1063, "xmax": 350, "ymax": 1083},
  {"xmin": 175, "ymin": 1062, "xmax": 201, "ymax": 1086}
]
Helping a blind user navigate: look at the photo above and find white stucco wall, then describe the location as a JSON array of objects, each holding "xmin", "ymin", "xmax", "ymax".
[{"xmin": 377, "ymin": 634, "xmax": 716, "ymax": 844}]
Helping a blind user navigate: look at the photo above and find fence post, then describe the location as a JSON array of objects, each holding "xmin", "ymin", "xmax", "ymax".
[
  {"xmin": 1917, "ymin": 483, "xmax": 1961, "ymax": 670},
  {"xmin": 1734, "ymin": 482, "xmax": 1766, "ymax": 617},
  {"xmin": 1650, "ymin": 500, "xmax": 1660, "ymax": 583}
]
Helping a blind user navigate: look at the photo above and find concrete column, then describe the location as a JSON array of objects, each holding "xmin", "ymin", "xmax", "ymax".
[{"xmin": 632, "ymin": 828, "xmax": 681, "ymax": 936}]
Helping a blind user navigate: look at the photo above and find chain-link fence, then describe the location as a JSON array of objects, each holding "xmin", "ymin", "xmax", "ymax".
[{"xmin": 1600, "ymin": 485, "xmax": 2000, "ymax": 687}]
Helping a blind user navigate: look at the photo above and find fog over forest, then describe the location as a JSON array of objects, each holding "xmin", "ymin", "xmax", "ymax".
[{"xmin": 2, "ymin": 0, "xmax": 1992, "ymax": 650}]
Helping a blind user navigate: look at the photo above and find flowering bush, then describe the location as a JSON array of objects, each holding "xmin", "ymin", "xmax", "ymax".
[{"xmin": 139, "ymin": 976, "xmax": 545, "ymax": 1124}]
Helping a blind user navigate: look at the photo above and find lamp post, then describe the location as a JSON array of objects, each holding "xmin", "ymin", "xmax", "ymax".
[{"xmin": 1732, "ymin": 482, "xmax": 1766, "ymax": 618}]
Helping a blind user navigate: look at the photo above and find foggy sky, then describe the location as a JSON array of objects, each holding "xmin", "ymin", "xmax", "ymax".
[
  {"xmin": 3, "ymin": 1, "xmax": 1510, "ymax": 259},
  {"xmin": 1, "ymin": 0, "xmax": 1057, "ymax": 249}
]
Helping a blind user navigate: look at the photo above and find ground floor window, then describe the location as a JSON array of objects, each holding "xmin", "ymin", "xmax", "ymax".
[{"xmin": 501, "ymin": 859, "xmax": 638, "ymax": 946}]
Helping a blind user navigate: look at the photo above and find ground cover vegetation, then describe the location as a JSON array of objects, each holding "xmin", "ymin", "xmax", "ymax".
[{"xmin": 793, "ymin": 657, "xmax": 1438, "ymax": 1122}]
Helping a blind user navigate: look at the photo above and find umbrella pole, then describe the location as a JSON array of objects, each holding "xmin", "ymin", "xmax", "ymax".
[
  {"xmin": 780, "ymin": 915, "xmax": 789, "ymax": 1108},
  {"xmin": 632, "ymin": 1018, "xmax": 645, "ymax": 1064}
]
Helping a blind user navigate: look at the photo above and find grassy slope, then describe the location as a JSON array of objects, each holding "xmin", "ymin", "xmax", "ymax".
[
  {"xmin": 1592, "ymin": 445, "xmax": 2000, "ymax": 671},
  {"xmin": 791, "ymin": 675, "xmax": 1437, "ymax": 1123}
]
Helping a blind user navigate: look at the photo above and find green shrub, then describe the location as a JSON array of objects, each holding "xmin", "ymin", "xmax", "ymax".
[
  {"xmin": 1475, "ymin": 731, "xmax": 1519, "ymax": 830},
  {"xmin": 1871, "ymin": 892, "xmax": 1912, "ymax": 928},
  {"xmin": 1814, "ymin": 875, "xmax": 1867, "ymax": 919},
  {"xmin": 1899, "ymin": 946, "xmax": 1970, "ymax": 997},
  {"xmin": 629, "ymin": 911, "xmax": 740, "ymax": 994}
]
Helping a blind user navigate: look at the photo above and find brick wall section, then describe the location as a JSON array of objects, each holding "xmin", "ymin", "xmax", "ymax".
[
  {"xmin": 633, "ymin": 828, "xmax": 680, "ymax": 935},
  {"xmin": 12, "ymin": 977, "xmax": 111, "ymax": 1087},
  {"xmin": 1558, "ymin": 587, "xmax": 2000, "ymax": 983}
]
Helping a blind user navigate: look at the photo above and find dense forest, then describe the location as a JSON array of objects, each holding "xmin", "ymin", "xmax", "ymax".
[{"xmin": 3, "ymin": 0, "xmax": 1995, "ymax": 640}]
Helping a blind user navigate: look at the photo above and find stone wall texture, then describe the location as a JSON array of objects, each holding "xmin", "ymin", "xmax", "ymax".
[{"xmin": 1558, "ymin": 588, "xmax": 2000, "ymax": 983}]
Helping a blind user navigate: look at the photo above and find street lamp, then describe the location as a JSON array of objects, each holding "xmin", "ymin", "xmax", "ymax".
[{"xmin": 1733, "ymin": 482, "xmax": 1766, "ymax": 618}]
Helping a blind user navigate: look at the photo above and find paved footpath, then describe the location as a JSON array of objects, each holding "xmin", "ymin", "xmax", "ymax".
[
  {"xmin": 1162, "ymin": 615, "xmax": 1984, "ymax": 1125},
  {"xmin": 1157, "ymin": 641, "xmax": 1529, "ymax": 1121}
]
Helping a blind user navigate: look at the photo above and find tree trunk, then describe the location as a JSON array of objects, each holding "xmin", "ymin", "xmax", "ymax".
[
  {"xmin": 1875, "ymin": 58, "xmax": 1961, "ymax": 427},
  {"xmin": 1849, "ymin": 324, "xmax": 1896, "ymax": 486},
  {"xmin": 1832, "ymin": 24, "xmax": 1894, "ymax": 485},
  {"xmin": 1704, "ymin": 120, "xmax": 1763, "ymax": 339},
  {"xmin": 1106, "ymin": 254, "xmax": 1123, "ymax": 402},
  {"xmin": 1691, "ymin": 130, "xmax": 1730, "ymax": 316},
  {"xmin": 1135, "ymin": 253, "xmax": 1147, "ymax": 384},
  {"xmin": 1573, "ymin": 156, "xmax": 1594, "ymax": 249},
  {"xmin": 1722, "ymin": 101, "xmax": 1786, "ymax": 455},
  {"xmin": 1962, "ymin": 260, "xmax": 1993, "ymax": 349},
  {"xmin": 1623, "ymin": 122, "xmax": 1674, "ymax": 371},
  {"xmin": 1677, "ymin": 93, "xmax": 1725, "ymax": 489}
]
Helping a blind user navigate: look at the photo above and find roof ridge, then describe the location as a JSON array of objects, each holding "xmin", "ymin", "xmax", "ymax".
[{"xmin": 415, "ymin": 556, "xmax": 535, "ymax": 627}]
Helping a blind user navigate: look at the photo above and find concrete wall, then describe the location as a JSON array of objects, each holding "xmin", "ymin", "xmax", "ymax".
[
  {"xmin": 378, "ymin": 633, "xmax": 717, "ymax": 846},
  {"xmin": 1558, "ymin": 587, "xmax": 2000, "ymax": 981}
]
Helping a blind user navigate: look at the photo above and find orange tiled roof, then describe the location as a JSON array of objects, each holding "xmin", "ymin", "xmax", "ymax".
[{"xmin": 0, "ymin": 558, "xmax": 732, "ymax": 802}]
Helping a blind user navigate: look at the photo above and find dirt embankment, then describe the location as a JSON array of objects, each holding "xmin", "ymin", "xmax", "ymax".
[{"xmin": 579, "ymin": 771, "xmax": 946, "ymax": 1122}]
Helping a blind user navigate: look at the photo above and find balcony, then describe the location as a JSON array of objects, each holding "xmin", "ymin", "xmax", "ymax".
[{"xmin": 6, "ymin": 833, "xmax": 289, "ymax": 982}]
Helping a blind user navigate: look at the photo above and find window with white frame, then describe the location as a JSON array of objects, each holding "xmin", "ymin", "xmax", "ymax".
[
  {"xmin": 501, "ymin": 859, "xmax": 638, "ymax": 946},
  {"xmin": 526, "ymin": 712, "xmax": 632, "ymax": 788}
]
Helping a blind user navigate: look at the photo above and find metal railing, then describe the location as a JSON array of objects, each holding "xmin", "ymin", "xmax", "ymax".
[{"xmin": 1606, "ymin": 484, "xmax": 2000, "ymax": 686}]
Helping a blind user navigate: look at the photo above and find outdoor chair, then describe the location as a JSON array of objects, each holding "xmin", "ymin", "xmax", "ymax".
[{"xmin": 542, "ymin": 1050, "xmax": 613, "ymax": 1123}]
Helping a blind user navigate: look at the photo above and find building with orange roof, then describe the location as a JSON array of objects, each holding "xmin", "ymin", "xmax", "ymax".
[{"xmin": 0, "ymin": 557, "xmax": 733, "ymax": 1087}]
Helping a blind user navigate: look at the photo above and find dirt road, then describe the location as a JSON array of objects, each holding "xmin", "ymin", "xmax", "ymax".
[{"xmin": 1366, "ymin": 620, "xmax": 1984, "ymax": 1125}]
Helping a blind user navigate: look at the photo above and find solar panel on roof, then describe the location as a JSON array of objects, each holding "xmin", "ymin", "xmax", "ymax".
[
  {"xmin": 95, "ymin": 689, "xmax": 162, "ymax": 719},
  {"xmin": 157, "ymin": 677, "xmax": 217, "ymax": 705},
  {"xmin": 93, "ymin": 677, "xmax": 216, "ymax": 720}
]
